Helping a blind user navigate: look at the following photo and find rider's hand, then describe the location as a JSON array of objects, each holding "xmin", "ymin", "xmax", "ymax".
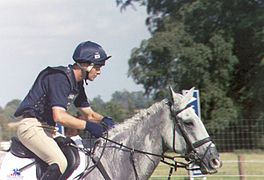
[
  {"xmin": 85, "ymin": 117, "xmax": 114, "ymax": 138},
  {"xmin": 102, "ymin": 116, "xmax": 115, "ymax": 129},
  {"xmin": 85, "ymin": 121, "xmax": 104, "ymax": 138}
]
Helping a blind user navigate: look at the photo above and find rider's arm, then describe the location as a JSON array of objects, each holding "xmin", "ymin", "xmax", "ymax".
[
  {"xmin": 74, "ymin": 81, "xmax": 104, "ymax": 123},
  {"xmin": 77, "ymin": 106, "xmax": 104, "ymax": 123},
  {"xmin": 52, "ymin": 107, "xmax": 86, "ymax": 129},
  {"xmin": 53, "ymin": 107, "xmax": 111, "ymax": 138}
]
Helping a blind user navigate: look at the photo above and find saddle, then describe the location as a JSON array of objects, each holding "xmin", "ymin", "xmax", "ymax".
[{"xmin": 9, "ymin": 136, "xmax": 80, "ymax": 179}]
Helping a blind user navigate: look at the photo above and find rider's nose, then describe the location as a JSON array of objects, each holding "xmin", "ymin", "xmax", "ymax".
[{"xmin": 97, "ymin": 70, "xmax": 101, "ymax": 75}]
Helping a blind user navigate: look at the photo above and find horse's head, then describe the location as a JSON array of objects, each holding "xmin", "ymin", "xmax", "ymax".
[{"xmin": 163, "ymin": 87, "xmax": 222, "ymax": 174}]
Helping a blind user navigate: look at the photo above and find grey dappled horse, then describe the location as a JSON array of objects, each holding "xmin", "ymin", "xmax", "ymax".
[
  {"xmin": 81, "ymin": 87, "xmax": 222, "ymax": 179},
  {"xmin": 0, "ymin": 88, "xmax": 222, "ymax": 180}
]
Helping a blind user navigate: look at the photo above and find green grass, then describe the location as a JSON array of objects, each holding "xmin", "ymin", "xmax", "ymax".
[{"xmin": 150, "ymin": 152, "xmax": 264, "ymax": 180}]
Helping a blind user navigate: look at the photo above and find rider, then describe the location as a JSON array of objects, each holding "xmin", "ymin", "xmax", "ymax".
[{"xmin": 14, "ymin": 41, "xmax": 114, "ymax": 180}]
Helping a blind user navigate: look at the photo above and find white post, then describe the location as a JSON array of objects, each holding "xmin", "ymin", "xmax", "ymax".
[{"xmin": 189, "ymin": 163, "xmax": 207, "ymax": 180}]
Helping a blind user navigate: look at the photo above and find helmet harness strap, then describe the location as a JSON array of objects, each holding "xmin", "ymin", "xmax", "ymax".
[{"xmin": 76, "ymin": 63, "xmax": 94, "ymax": 85}]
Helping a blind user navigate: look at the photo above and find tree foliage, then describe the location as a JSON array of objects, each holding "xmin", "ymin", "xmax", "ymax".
[
  {"xmin": 4, "ymin": 99, "xmax": 21, "ymax": 122},
  {"xmin": 120, "ymin": 0, "xmax": 264, "ymax": 133},
  {"xmin": 0, "ymin": 100, "xmax": 21, "ymax": 140},
  {"xmin": 91, "ymin": 90, "xmax": 153, "ymax": 122}
]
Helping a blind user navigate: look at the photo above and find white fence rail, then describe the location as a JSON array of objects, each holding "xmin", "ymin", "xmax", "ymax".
[{"xmin": 150, "ymin": 152, "xmax": 264, "ymax": 180}]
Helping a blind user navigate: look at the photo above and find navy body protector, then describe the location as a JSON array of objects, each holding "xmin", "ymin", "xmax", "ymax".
[{"xmin": 14, "ymin": 65, "xmax": 79, "ymax": 126}]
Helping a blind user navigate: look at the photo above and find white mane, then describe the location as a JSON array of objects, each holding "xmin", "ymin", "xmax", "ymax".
[{"xmin": 107, "ymin": 99, "xmax": 168, "ymax": 138}]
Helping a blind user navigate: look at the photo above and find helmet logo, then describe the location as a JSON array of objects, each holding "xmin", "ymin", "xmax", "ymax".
[{"xmin": 94, "ymin": 52, "xmax": 101, "ymax": 59}]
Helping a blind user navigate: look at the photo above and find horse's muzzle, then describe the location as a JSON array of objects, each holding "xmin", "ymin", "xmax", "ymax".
[{"xmin": 199, "ymin": 144, "xmax": 222, "ymax": 174}]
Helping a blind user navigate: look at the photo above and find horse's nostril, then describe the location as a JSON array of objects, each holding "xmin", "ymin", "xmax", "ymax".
[{"xmin": 210, "ymin": 158, "xmax": 222, "ymax": 169}]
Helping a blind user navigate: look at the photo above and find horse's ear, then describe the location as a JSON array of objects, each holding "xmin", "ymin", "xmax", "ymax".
[
  {"xmin": 180, "ymin": 87, "xmax": 196, "ymax": 109},
  {"xmin": 168, "ymin": 86, "xmax": 181, "ymax": 105},
  {"xmin": 168, "ymin": 86, "xmax": 174, "ymax": 102}
]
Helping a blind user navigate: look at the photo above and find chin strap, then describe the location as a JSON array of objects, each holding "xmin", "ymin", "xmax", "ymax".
[{"xmin": 76, "ymin": 63, "xmax": 94, "ymax": 85}]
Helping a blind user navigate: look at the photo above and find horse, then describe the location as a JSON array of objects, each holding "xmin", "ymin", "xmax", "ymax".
[{"xmin": 0, "ymin": 87, "xmax": 222, "ymax": 180}]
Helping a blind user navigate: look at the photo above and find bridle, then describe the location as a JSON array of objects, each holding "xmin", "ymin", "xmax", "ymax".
[{"xmin": 169, "ymin": 101, "xmax": 213, "ymax": 168}]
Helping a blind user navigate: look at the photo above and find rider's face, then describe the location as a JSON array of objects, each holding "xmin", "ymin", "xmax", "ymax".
[{"xmin": 87, "ymin": 65, "xmax": 102, "ymax": 81}]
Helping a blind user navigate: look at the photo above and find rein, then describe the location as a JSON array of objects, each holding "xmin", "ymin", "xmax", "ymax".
[
  {"xmin": 72, "ymin": 134, "xmax": 110, "ymax": 180},
  {"xmin": 98, "ymin": 135, "xmax": 195, "ymax": 179},
  {"xmin": 73, "ymin": 101, "xmax": 213, "ymax": 179},
  {"xmin": 71, "ymin": 132, "xmax": 192, "ymax": 180}
]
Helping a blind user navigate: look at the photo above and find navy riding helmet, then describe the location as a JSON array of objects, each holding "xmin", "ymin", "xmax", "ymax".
[{"xmin": 73, "ymin": 41, "xmax": 111, "ymax": 66}]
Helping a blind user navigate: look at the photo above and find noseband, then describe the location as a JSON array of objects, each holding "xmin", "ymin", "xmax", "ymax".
[{"xmin": 169, "ymin": 101, "xmax": 213, "ymax": 166}]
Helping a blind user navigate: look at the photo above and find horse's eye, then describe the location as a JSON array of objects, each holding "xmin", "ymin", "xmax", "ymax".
[{"xmin": 184, "ymin": 121, "xmax": 194, "ymax": 126}]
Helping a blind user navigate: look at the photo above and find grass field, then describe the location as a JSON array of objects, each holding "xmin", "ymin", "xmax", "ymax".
[{"xmin": 150, "ymin": 152, "xmax": 264, "ymax": 180}]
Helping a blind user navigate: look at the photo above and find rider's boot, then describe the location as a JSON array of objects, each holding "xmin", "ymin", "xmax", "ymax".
[{"xmin": 40, "ymin": 163, "xmax": 62, "ymax": 180}]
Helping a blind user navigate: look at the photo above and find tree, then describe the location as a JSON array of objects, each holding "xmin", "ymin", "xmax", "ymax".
[
  {"xmin": 0, "ymin": 105, "xmax": 17, "ymax": 140},
  {"xmin": 128, "ymin": 19, "xmax": 239, "ymax": 131},
  {"xmin": 111, "ymin": 90, "xmax": 152, "ymax": 110},
  {"xmin": 84, "ymin": 96, "xmax": 130, "ymax": 123},
  {"xmin": 121, "ymin": 0, "xmax": 264, "ymax": 134},
  {"xmin": 90, "ymin": 90, "xmax": 153, "ymax": 122},
  {"xmin": 0, "ymin": 100, "xmax": 21, "ymax": 140},
  {"xmin": 4, "ymin": 99, "xmax": 21, "ymax": 122}
]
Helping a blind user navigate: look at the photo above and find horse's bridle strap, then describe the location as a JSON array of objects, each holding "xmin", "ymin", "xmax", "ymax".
[
  {"xmin": 193, "ymin": 137, "xmax": 212, "ymax": 148},
  {"xmin": 169, "ymin": 101, "xmax": 214, "ymax": 166}
]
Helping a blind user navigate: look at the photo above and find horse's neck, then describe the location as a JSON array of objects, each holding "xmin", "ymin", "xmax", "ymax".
[
  {"xmin": 129, "ymin": 111, "xmax": 165, "ymax": 177},
  {"xmin": 112, "ymin": 101, "xmax": 165, "ymax": 151},
  {"xmin": 104, "ymin": 101, "xmax": 167, "ymax": 179}
]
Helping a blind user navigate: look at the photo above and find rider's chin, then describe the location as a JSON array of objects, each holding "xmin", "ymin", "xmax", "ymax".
[{"xmin": 87, "ymin": 77, "xmax": 94, "ymax": 81}]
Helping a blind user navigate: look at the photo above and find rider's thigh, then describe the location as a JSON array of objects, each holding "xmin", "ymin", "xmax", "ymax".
[{"xmin": 17, "ymin": 118, "xmax": 68, "ymax": 173}]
